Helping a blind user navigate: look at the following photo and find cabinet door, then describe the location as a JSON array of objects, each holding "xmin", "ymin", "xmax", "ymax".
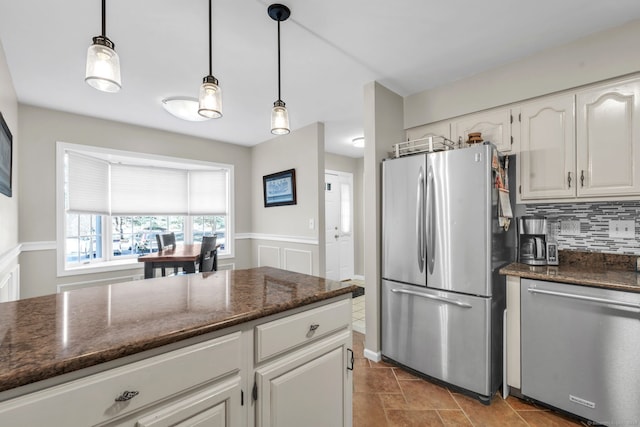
[
  {"xmin": 453, "ymin": 108, "xmax": 514, "ymax": 153},
  {"xmin": 255, "ymin": 331, "xmax": 352, "ymax": 427},
  {"xmin": 520, "ymin": 94, "xmax": 575, "ymax": 200},
  {"xmin": 576, "ymin": 79, "xmax": 640, "ymax": 197},
  {"xmin": 134, "ymin": 376, "xmax": 241, "ymax": 427},
  {"xmin": 406, "ymin": 121, "xmax": 450, "ymax": 141}
]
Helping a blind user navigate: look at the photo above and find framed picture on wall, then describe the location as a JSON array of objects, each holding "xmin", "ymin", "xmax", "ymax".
[
  {"xmin": 263, "ymin": 169, "xmax": 297, "ymax": 207},
  {"xmin": 0, "ymin": 112, "xmax": 12, "ymax": 198}
]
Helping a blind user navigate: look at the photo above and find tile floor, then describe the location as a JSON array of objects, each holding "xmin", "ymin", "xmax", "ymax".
[
  {"xmin": 352, "ymin": 295, "xmax": 365, "ymax": 334},
  {"xmin": 351, "ymin": 331, "xmax": 587, "ymax": 427}
]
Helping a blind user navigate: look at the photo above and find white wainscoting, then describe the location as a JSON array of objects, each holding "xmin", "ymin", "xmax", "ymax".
[
  {"xmin": 283, "ymin": 248, "xmax": 313, "ymax": 275},
  {"xmin": 0, "ymin": 264, "xmax": 20, "ymax": 302},
  {"xmin": 257, "ymin": 245, "xmax": 281, "ymax": 269}
]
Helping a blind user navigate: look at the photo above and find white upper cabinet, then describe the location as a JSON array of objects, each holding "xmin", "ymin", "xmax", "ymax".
[
  {"xmin": 519, "ymin": 94, "xmax": 576, "ymax": 201},
  {"xmin": 406, "ymin": 120, "xmax": 450, "ymax": 142},
  {"xmin": 575, "ymin": 78, "xmax": 640, "ymax": 198},
  {"xmin": 453, "ymin": 108, "xmax": 517, "ymax": 153}
]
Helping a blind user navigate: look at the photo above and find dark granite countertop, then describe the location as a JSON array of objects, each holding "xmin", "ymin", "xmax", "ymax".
[
  {"xmin": 500, "ymin": 251, "xmax": 640, "ymax": 293},
  {"xmin": 0, "ymin": 267, "xmax": 356, "ymax": 394}
]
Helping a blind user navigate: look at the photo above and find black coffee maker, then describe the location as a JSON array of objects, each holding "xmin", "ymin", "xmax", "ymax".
[{"xmin": 518, "ymin": 216, "xmax": 548, "ymax": 265}]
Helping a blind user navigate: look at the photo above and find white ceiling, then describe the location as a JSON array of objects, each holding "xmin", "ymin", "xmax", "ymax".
[{"xmin": 2, "ymin": 1, "xmax": 640, "ymax": 158}]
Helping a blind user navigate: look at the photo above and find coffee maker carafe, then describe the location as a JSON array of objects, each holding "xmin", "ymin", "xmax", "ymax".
[{"xmin": 518, "ymin": 216, "xmax": 548, "ymax": 265}]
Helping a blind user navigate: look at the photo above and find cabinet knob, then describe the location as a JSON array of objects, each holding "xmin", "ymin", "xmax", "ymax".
[
  {"xmin": 115, "ymin": 390, "xmax": 139, "ymax": 402},
  {"xmin": 580, "ymin": 170, "xmax": 585, "ymax": 187},
  {"xmin": 567, "ymin": 172, "xmax": 572, "ymax": 188},
  {"xmin": 309, "ymin": 324, "xmax": 320, "ymax": 332}
]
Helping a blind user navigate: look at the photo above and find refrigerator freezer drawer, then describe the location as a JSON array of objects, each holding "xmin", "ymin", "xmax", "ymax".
[
  {"xmin": 381, "ymin": 280, "xmax": 494, "ymax": 397},
  {"xmin": 521, "ymin": 279, "xmax": 640, "ymax": 425}
]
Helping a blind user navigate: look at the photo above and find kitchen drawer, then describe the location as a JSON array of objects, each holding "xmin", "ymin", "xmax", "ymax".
[
  {"xmin": 255, "ymin": 299, "xmax": 351, "ymax": 363},
  {"xmin": 0, "ymin": 332, "xmax": 241, "ymax": 426}
]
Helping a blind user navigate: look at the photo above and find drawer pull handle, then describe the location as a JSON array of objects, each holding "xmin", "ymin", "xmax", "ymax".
[
  {"xmin": 309, "ymin": 324, "xmax": 320, "ymax": 332},
  {"xmin": 115, "ymin": 390, "xmax": 139, "ymax": 402}
]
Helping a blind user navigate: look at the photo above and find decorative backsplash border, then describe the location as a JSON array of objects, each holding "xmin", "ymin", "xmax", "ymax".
[{"xmin": 524, "ymin": 201, "xmax": 640, "ymax": 255}]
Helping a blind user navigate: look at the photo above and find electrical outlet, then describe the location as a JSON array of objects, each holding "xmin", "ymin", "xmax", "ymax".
[
  {"xmin": 609, "ymin": 220, "xmax": 635, "ymax": 238},
  {"xmin": 308, "ymin": 218, "xmax": 315, "ymax": 230},
  {"xmin": 560, "ymin": 220, "xmax": 580, "ymax": 235}
]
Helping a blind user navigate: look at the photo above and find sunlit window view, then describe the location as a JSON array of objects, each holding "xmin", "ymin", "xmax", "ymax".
[{"xmin": 61, "ymin": 144, "xmax": 231, "ymax": 269}]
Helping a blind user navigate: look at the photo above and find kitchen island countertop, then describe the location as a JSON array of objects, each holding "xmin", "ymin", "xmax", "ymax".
[{"xmin": 0, "ymin": 267, "xmax": 357, "ymax": 394}]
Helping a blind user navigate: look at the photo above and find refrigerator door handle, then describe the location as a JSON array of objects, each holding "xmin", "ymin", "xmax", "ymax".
[
  {"xmin": 528, "ymin": 287, "xmax": 640, "ymax": 310},
  {"xmin": 391, "ymin": 288, "xmax": 472, "ymax": 308},
  {"xmin": 416, "ymin": 167, "xmax": 425, "ymax": 273},
  {"xmin": 426, "ymin": 166, "xmax": 435, "ymax": 274}
]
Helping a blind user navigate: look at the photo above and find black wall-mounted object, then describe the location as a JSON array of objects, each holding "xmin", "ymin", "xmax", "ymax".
[
  {"xmin": 263, "ymin": 168, "xmax": 296, "ymax": 207},
  {"xmin": 0, "ymin": 112, "xmax": 12, "ymax": 198}
]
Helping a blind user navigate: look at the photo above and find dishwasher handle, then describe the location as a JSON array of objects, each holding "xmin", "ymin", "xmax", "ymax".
[
  {"xmin": 528, "ymin": 287, "xmax": 640, "ymax": 310},
  {"xmin": 391, "ymin": 288, "xmax": 472, "ymax": 308}
]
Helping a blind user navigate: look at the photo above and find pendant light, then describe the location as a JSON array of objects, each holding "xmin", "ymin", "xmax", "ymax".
[
  {"xmin": 85, "ymin": 0, "xmax": 121, "ymax": 93},
  {"xmin": 268, "ymin": 4, "xmax": 291, "ymax": 135},
  {"xmin": 198, "ymin": 0, "xmax": 222, "ymax": 119}
]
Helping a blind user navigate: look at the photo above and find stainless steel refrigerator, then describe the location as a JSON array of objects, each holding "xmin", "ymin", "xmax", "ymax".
[{"xmin": 381, "ymin": 143, "xmax": 514, "ymax": 403}]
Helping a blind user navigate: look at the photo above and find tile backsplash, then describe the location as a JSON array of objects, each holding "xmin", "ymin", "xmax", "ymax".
[{"xmin": 524, "ymin": 201, "xmax": 640, "ymax": 255}]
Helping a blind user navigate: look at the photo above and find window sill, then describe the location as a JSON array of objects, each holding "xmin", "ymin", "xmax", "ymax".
[
  {"xmin": 59, "ymin": 258, "xmax": 143, "ymax": 277},
  {"xmin": 60, "ymin": 251, "xmax": 234, "ymax": 277}
]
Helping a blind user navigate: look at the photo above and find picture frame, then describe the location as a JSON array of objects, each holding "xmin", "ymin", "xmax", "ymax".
[
  {"xmin": 0, "ymin": 112, "xmax": 12, "ymax": 198},
  {"xmin": 263, "ymin": 169, "xmax": 297, "ymax": 207},
  {"xmin": 546, "ymin": 242, "xmax": 559, "ymax": 265}
]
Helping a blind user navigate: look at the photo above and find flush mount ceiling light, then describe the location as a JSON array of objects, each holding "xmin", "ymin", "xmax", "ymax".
[
  {"xmin": 162, "ymin": 97, "xmax": 211, "ymax": 122},
  {"xmin": 268, "ymin": 4, "xmax": 291, "ymax": 135},
  {"xmin": 198, "ymin": 0, "xmax": 222, "ymax": 119},
  {"xmin": 85, "ymin": 0, "xmax": 121, "ymax": 93},
  {"xmin": 352, "ymin": 137, "xmax": 365, "ymax": 148}
]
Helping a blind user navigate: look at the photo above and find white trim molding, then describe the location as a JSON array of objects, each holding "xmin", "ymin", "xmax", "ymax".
[
  {"xmin": 236, "ymin": 233, "xmax": 318, "ymax": 245},
  {"xmin": 283, "ymin": 248, "xmax": 313, "ymax": 275},
  {"xmin": 20, "ymin": 241, "xmax": 57, "ymax": 252},
  {"xmin": 0, "ymin": 244, "xmax": 21, "ymax": 273},
  {"xmin": 364, "ymin": 348, "xmax": 382, "ymax": 363},
  {"xmin": 257, "ymin": 245, "xmax": 281, "ymax": 268}
]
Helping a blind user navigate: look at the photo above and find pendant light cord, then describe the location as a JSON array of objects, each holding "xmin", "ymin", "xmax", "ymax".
[
  {"xmin": 101, "ymin": 0, "xmax": 106, "ymax": 37},
  {"xmin": 208, "ymin": 0, "xmax": 212, "ymax": 77},
  {"xmin": 277, "ymin": 19, "xmax": 281, "ymax": 101}
]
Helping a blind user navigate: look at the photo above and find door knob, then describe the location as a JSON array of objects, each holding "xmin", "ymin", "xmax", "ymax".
[{"xmin": 334, "ymin": 234, "xmax": 339, "ymax": 239}]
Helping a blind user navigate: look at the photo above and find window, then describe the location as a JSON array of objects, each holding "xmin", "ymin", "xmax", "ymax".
[{"xmin": 57, "ymin": 142, "xmax": 233, "ymax": 275}]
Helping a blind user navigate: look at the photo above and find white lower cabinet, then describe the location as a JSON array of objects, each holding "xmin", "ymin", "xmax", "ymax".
[
  {"xmin": 254, "ymin": 331, "xmax": 352, "ymax": 427},
  {"xmin": 0, "ymin": 332, "xmax": 243, "ymax": 427},
  {"xmin": 253, "ymin": 298, "xmax": 353, "ymax": 427},
  {"xmin": 131, "ymin": 376, "xmax": 241, "ymax": 427},
  {"xmin": 0, "ymin": 297, "xmax": 353, "ymax": 427}
]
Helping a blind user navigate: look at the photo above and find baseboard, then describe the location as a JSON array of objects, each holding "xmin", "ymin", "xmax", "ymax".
[{"xmin": 363, "ymin": 348, "xmax": 382, "ymax": 363}]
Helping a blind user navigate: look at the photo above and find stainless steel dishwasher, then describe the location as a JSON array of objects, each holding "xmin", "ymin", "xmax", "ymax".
[{"xmin": 521, "ymin": 278, "xmax": 640, "ymax": 426}]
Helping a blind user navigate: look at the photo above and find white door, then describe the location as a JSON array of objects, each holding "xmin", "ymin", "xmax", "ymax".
[{"xmin": 325, "ymin": 171, "xmax": 354, "ymax": 281}]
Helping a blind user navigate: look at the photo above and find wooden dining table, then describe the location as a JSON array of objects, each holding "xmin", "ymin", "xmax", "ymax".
[{"xmin": 138, "ymin": 243, "xmax": 215, "ymax": 279}]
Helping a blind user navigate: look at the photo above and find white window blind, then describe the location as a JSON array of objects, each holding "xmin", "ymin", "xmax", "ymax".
[
  {"xmin": 111, "ymin": 164, "xmax": 189, "ymax": 215},
  {"xmin": 67, "ymin": 152, "xmax": 109, "ymax": 214},
  {"xmin": 189, "ymin": 170, "xmax": 228, "ymax": 215}
]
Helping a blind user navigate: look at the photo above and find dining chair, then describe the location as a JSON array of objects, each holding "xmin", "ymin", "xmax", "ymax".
[
  {"xmin": 156, "ymin": 232, "xmax": 177, "ymax": 276},
  {"xmin": 198, "ymin": 235, "xmax": 217, "ymax": 273}
]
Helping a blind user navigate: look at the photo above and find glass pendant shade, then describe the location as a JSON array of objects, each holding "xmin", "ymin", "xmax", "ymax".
[
  {"xmin": 198, "ymin": 76, "xmax": 222, "ymax": 119},
  {"xmin": 271, "ymin": 100, "xmax": 290, "ymax": 135},
  {"xmin": 85, "ymin": 36, "xmax": 121, "ymax": 93}
]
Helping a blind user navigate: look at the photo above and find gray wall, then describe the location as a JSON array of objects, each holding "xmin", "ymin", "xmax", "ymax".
[
  {"xmin": 363, "ymin": 82, "xmax": 404, "ymax": 357},
  {"xmin": 405, "ymin": 19, "xmax": 640, "ymax": 129},
  {"xmin": 251, "ymin": 122, "xmax": 325, "ymax": 276},
  {"xmin": 0, "ymin": 40, "xmax": 19, "ymax": 282},
  {"xmin": 17, "ymin": 105, "xmax": 253, "ymax": 297},
  {"xmin": 325, "ymin": 153, "xmax": 364, "ymax": 276}
]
